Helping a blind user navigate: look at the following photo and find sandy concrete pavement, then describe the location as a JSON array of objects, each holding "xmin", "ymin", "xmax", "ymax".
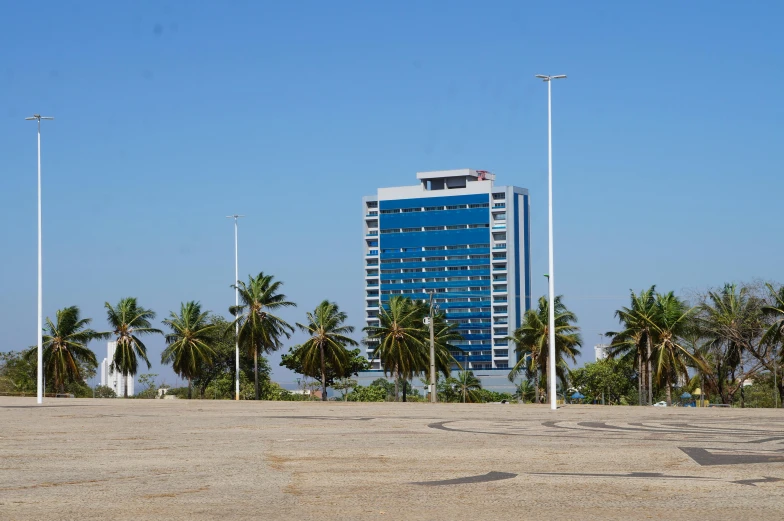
[{"xmin": 1, "ymin": 397, "xmax": 783, "ymax": 520}]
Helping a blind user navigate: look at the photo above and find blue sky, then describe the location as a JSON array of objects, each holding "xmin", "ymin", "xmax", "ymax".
[{"xmin": 2, "ymin": 1, "xmax": 782, "ymax": 389}]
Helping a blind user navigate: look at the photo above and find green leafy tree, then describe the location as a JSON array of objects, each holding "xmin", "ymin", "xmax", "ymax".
[
  {"xmin": 346, "ymin": 384, "xmax": 387, "ymax": 402},
  {"xmin": 332, "ymin": 377, "xmax": 358, "ymax": 401},
  {"xmin": 0, "ymin": 351, "xmax": 37, "ymax": 395},
  {"xmin": 293, "ymin": 300, "xmax": 358, "ymax": 401},
  {"xmin": 94, "ymin": 385, "xmax": 117, "ymax": 398},
  {"xmin": 507, "ymin": 295, "xmax": 582, "ymax": 402},
  {"xmin": 162, "ymin": 301, "xmax": 218, "ymax": 399},
  {"xmin": 607, "ymin": 287, "xmax": 657, "ymax": 405},
  {"xmin": 20, "ymin": 306, "xmax": 102, "ymax": 393},
  {"xmin": 104, "ymin": 297, "xmax": 162, "ymax": 397},
  {"xmin": 229, "ymin": 272, "xmax": 296, "ymax": 400},
  {"xmin": 190, "ymin": 316, "xmax": 276, "ymax": 399},
  {"xmin": 569, "ymin": 357, "xmax": 638, "ymax": 405},
  {"xmin": 136, "ymin": 373, "xmax": 159, "ymax": 399},
  {"xmin": 280, "ymin": 347, "xmax": 369, "ymax": 392}
]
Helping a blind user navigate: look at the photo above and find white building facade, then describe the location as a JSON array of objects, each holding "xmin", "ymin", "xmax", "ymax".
[{"xmin": 100, "ymin": 341, "xmax": 134, "ymax": 396}]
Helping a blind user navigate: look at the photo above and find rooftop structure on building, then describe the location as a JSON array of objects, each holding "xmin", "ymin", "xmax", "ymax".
[{"xmin": 361, "ymin": 169, "xmax": 531, "ymax": 391}]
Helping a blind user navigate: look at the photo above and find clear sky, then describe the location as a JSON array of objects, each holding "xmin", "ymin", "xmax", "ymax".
[{"xmin": 2, "ymin": 1, "xmax": 782, "ymax": 389}]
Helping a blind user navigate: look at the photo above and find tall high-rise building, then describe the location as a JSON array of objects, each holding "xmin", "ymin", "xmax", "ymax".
[
  {"xmin": 362, "ymin": 169, "xmax": 530, "ymax": 389},
  {"xmin": 100, "ymin": 341, "xmax": 134, "ymax": 396}
]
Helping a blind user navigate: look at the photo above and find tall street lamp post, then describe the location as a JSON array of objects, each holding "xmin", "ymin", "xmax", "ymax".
[
  {"xmin": 535, "ymin": 74, "xmax": 566, "ymax": 411},
  {"xmin": 227, "ymin": 214, "xmax": 245, "ymax": 400},
  {"xmin": 26, "ymin": 114, "xmax": 53, "ymax": 405}
]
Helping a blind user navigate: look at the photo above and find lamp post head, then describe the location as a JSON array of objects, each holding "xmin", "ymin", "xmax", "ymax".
[{"xmin": 535, "ymin": 75, "xmax": 567, "ymax": 82}]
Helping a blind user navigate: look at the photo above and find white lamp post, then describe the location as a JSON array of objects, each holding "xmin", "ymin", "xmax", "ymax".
[
  {"xmin": 226, "ymin": 214, "xmax": 244, "ymax": 400},
  {"xmin": 25, "ymin": 114, "xmax": 53, "ymax": 405},
  {"xmin": 535, "ymin": 74, "xmax": 566, "ymax": 411}
]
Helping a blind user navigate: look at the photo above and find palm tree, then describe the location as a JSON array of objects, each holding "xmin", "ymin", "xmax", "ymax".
[
  {"xmin": 607, "ymin": 287, "xmax": 656, "ymax": 405},
  {"xmin": 422, "ymin": 304, "xmax": 463, "ymax": 377},
  {"xmin": 25, "ymin": 306, "xmax": 103, "ymax": 393},
  {"xmin": 697, "ymin": 284, "xmax": 763, "ymax": 405},
  {"xmin": 513, "ymin": 379, "xmax": 536, "ymax": 403},
  {"xmin": 761, "ymin": 283, "xmax": 784, "ymax": 405},
  {"xmin": 507, "ymin": 295, "xmax": 582, "ymax": 402},
  {"xmin": 363, "ymin": 296, "xmax": 426, "ymax": 401},
  {"xmin": 161, "ymin": 301, "xmax": 218, "ymax": 399},
  {"xmin": 645, "ymin": 292, "xmax": 698, "ymax": 405},
  {"xmin": 105, "ymin": 297, "xmax": 162, "ymax": 397},
  {"xmin": 295, "ymin": 300, "xmax": 358, "ymax": 401},
  {"xmin": 229, "ymin": 272, "xmax": 296, "ymax": 400},
  {"xmin": 453, "ymin": 370, "xmax": 482, "ymax": 403}
]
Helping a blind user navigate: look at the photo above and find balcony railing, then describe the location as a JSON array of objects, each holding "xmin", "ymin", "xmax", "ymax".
[
  {"xmin": 366, "ymin": 211, "xmax": 378, "ymax": 217},
  {"xmin": 366, "ymin": 231, "xmax": 378, "ymax": 236},
  {"xmin": 367, "ymin": 250, "xmax": 378, "ymax": 256},
  {"xmin": 493, "ymin": 244, "xmax": 507, "ymax": 249}
]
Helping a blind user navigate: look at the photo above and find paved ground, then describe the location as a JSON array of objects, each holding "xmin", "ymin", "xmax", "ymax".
[{"xmin": 1, "ymin": 397, "xmax": 783, "ymax": 520}]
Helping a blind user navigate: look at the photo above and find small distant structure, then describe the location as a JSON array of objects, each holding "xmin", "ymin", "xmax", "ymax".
[
  {"xmin": 289, "ymin": 389, "xmax": 322, "ymax": 399},
  {"xmin": 594, "ymin": 344, "xmax": 608, "ymax": 361}
]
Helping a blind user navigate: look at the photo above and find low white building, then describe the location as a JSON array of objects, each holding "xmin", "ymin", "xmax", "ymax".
[{"xmin": 100, "ymin": 341, "xmax": 134, "ymax": 396}]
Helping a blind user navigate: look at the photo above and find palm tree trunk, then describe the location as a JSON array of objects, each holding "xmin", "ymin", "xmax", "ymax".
[
  {"xmin": 534, "ymin": 369, "xmax": 540, "ymax": 404},
  {"xmin": 394, "ymin": 367, "xmax": 399, "ymax": 402},
  {"xmin": 646, "ymin": 335, "xmax": 653, "ymax": 406},
  {"xmin": 638, "ymin": 354, "xmax": 643, "ymax": 406},
  {"xmin": 665, "ymin": 375, "xmax": 672, "ymax": 406},
  {"xmin": 254, "ymin": 349, "xmax": 259, "ymax": 400},
  {"xmin": 124, "ymin": 374, "xmax": 129, "ymax": 398},
  {"xmin": 188, "ymin": 378, "xmax": 192, "ymax": 400},
  {"xmin": 320, "ymin": 343, "xmax": 327, "ymax": 402}
]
